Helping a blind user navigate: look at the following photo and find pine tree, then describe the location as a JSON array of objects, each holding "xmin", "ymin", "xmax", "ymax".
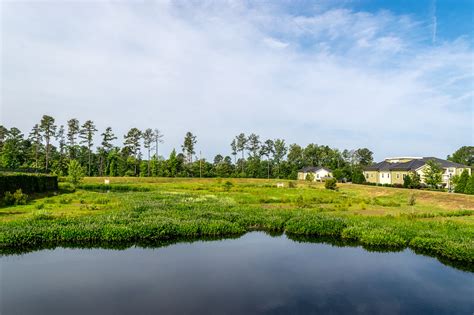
[
  {"xmin": 182, "ymin": 132, "xmax": 197, "ymax": 164},
  {"xmin": 79, "ymin": 120, "xmax": 97, "ymax": 176},
  {"xmin": 424, "ymin": 160, "xmax": 443, "ymax": 189},
  {"xmin": 29, "ymin": 124, "xmax": 43, "ymax": 169},
  {"xmin": 99, "ymin": 127, "xmax": 117, "ymax": 176},
  {"xmin": 260, "ymin": 139, "xmax": 274, "ymax": 179},
  {"xmin": 153, "ymin": 129, "xmax": 164, "ymax": 158},
  {"xmin": 67, "ymin": 118, "xmax": 80, "ymax": 159},
  {"xmin": 230, "ymin": 139, "xmax": 237, "ymax": 164},
  {"xmin": 465, "ymin": 174, "xmax": 474, "ymax": 195},
  {"xmin": 236, "ymin": 133, "xmax": 247, "ymax": 173},
  {"xmin": 123, "ymin": 128, "xmax": 142, "ymax": 175},
  {"xmin": 39, "ymin": 115, "xmax": 57, "ymax": 171},
  {"xmin": 273, "ymin": 139, "xmax": 287, "ymax": 178},
  {"xmin": 142, "ymin": 128, "xmax": 155, "ymax": 176},
  {"xmin": 454, "ymin": 169, "xmax": 470, "ymax": 193}
]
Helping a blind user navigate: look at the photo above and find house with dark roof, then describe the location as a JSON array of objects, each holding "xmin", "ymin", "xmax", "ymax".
[
  {"xmin": 297, "ymin": 166, "xmax": 333, "ymax": 182},
  {"xmin": 363, "ymin": 157, "xmax": 471, "ymax": 186}
]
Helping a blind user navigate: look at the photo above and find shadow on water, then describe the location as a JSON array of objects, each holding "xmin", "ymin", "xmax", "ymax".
[{"xmin": 2, "ymin": 231, "xmax": 473, "ymax": 273}]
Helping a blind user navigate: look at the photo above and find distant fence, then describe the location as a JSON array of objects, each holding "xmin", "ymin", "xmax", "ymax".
[{"xmin": 0, "ymin": 167, "xmax": 50, "ymax": 174}]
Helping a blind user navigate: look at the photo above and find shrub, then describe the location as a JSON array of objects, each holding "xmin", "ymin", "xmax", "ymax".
[
  {"xmin": 223, "ymin": 181, "xmax": 233, "ymax": 192},
  {"xmin": 0, "ymin": 173, "xmax": 58, "ymax": 195},
  {"xmin": 13, "ymin": 189, "xmax": 28, "ymax": 205},
  {"xmin": 77, "ymin": 184, "xmax": 150, "ymax": 192},
  {"xmin": 288, "ymin": 181, "xmax": 297, "ymax": 188},
  {"xmin": 408, "ymin": 194, "xmax": 416, "ymax": 206},
  {"xmin": 3, "ymin": 189, "xmax": 28, "ymax": 206},
  {"xmin": 67, "ymin": 160, "xmax": 85, "ymax": 186},
  {"xmin": 454, "ymin": 170, "xmax": 469, "ymax": 193},
  {"xmin": 325, "ymin": 178, "xmax": 337, "ymax": 190},
  {"xmin": 286, "ymin": 215, "xmax": 347, "ymax": 236},
  {"xmin": 3, "ymin": 191, "xmax": 15, "ymax": 206},
  {"xmin": 305, "ymin": 173, "xmax": 314, "ymax": 182},
  {"xmin": 464, "ymin": 175, "xmax": 474, "ymax": 195}
]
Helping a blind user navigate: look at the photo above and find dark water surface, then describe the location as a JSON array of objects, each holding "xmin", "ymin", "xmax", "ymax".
[{"xmin": 1, "ymin": 232, "xmax": 473, "ymax": 315}]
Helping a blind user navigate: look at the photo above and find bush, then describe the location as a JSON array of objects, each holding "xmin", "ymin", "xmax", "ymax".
[
  {"xmin": 408, "ymin": 194, "xmax": 416, "ymax": 206},
  {"xmin": 305, "ymin": 173, "xmax": 314, "ymax": 182},
  {"xmin": 465, "ymin": 175, "xmax": 474, "ymax": 195},
  {"xmin": 3, "ymin": 189, "xmax": 28, "ymax": 206},
  {"xmin": 288, "ymin": 181, "xmax": 297, "ymax": 188},
  {"xmin": 223, "ymin": 181, "xmax": 233, "ymax": 191},
  {"xmin": 0, "ymin": 173, "xmax": 58, "ymax": 195},
  {"xmin": 454, "ymin": 170, "xmax": 469, "ymax": 193},
  {"xmin": 67, "ymin": 160, "xmax": 85, "ymax": 186},
  {"xmin": 325, "ymin": 178, "xmax": 338, "ymax": 190}
]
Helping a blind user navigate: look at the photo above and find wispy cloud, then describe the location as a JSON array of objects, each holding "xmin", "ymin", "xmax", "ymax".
[
  {"xmin": 431, "ymin": 0, "xmax": 437, "ymax": 43},
  {"xmin": 1, "ymin": 1, "xmax": 472, "ymax": 160}
]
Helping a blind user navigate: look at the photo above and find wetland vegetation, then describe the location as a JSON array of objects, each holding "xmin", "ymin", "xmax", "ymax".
[{"xmin": 1, "ymin": 177, "xmax": 473, "ymax": 268}]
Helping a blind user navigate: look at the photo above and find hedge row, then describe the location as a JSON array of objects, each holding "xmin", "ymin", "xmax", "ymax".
[{"xmin": 0, "ymin": 173, "xmax": 58, "ymax": 195}]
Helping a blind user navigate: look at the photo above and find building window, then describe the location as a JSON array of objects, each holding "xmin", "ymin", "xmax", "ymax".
[
  {"xmin": 397, "ymin": 174, "xmax": 399, "ymax": 179},
  {"xmin": 387, "ymin": 173, "xmax": 390, "ymax": 178},
  {"xmin": 381, "ymin": 174, "xmax": 384, "ymax": 178}
]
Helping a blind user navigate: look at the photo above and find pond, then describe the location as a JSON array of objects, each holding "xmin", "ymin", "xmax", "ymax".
[{"xmin": 1, "ymin": 232, "xmax": 473, "ymax": 314}]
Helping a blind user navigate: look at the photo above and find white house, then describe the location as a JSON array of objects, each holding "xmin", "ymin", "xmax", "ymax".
[{"xmin": 297, "ymin": 166, "xmax": 333, "ymax": 182}]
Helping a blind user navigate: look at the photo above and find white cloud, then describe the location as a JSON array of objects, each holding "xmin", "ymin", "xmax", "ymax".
[{"xmin": 0, "ymin": 1, "xmax": 472, "ymax": 161}]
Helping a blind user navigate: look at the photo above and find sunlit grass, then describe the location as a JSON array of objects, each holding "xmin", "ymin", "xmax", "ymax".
[{"xmin": 0, "ymin": 177, "xmax": 473, "ymax": 263}]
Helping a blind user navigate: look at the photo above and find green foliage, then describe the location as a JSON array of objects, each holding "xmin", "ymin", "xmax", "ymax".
[
  {"xmin": 67, "ymin": 159, "xmax": 85, "ymax": 186},
  {"xmin": 3, "ymin": 189, "xmax": 28, "ymax": 206},
  {"xmin": 408, "ymin": 194, "xmax": 416, "ymax": 206},
  {"xmin": 223, "ymin": 181, "xmax": 233, "ymax": 192},
  {"xmin": 305, "ymin": 173, "xmax": 314, "ymax": 182},
  {"xmin": 465, "ymin": 175, "xmax": 474, "ymax": 195},
  {"xmin": 403, "ymin": 174, "xmax": 412, "ymax": 188},
  {"xmin": 351, "ymin": 168, "xmax": 366, "ymax": 184},
  {"xmin": 424, "ymin": 160, "xmax": 443, "ymax": 188},
  {"xmin": 1, "ymin": 174, "xmax": 473, "ymax": 265},
  {"xmin": 324, "ymin": 178, "xmax": 338, "ymax": 190},
  {"xmin": 77, "ymin": 183, "xmax": 150, "ymax": 192},
  {"xmin": 454, "ymin": 170, "xmax": 469, "ymax": 193},
  {"xmin": 409, "ymin": 172, "xmax": 421, "ymax": 189},
  {"xmin": 0, "ymin": 173, "xmax": 58, "ymax": 195},
  {"xmin": 447, "ymin": 146, "xmax": 474, "ymax": 166}
]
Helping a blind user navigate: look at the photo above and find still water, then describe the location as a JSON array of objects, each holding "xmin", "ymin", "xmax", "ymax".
[{"xmin": 1, "ymin": 232, "xmax": 473, "ymax": 314}]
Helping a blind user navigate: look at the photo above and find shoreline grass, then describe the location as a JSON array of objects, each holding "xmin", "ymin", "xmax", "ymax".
[{"xmin": 1, "ymin": 177, "xmax": 473, "ymax": 269}]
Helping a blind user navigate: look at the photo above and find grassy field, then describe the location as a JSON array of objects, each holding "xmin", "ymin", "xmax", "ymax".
[{"xmin": 1, "ymin": 177, "xmax": 473, "ymax": 267}]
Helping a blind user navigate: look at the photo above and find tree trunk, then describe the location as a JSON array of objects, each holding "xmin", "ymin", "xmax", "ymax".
[
  {"xmin": 45, "ymin": 138, "xmax": 50, "ymax": 171},
  {"xmin": 147, "ymin": 149, "xmax": 151, "ymax": 177}
]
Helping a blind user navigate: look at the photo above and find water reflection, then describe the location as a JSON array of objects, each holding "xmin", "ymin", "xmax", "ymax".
[{"xmin": 1, "ymin": 232, "xmax": 473, "ymax": 314}]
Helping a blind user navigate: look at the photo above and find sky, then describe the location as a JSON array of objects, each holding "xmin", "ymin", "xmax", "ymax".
[{"xmin": 1, "ymin": 0, "xmax": 473, "ymax": 161}]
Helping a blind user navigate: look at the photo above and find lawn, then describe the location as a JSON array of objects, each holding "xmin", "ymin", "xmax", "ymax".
[{"xmin": 1, "ymin": 177, "xmax": 473, "ymax": 267}]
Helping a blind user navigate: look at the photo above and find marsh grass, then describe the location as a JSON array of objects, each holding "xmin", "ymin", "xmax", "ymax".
[{"xmin": 0, "ymin": 177, "xmax": 473, "ymax": 265}]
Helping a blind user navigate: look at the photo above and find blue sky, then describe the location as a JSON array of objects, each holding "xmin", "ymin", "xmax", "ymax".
[{"xmin": 1, "ymin": 0, "xmax": 472, "ymax": 161}]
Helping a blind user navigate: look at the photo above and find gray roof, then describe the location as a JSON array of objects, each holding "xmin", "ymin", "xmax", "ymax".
[
  {"xmin": 364, "ymin": 157, "xmax": 469, "ymax": 172},
  {"xmin": 299, "ymin": 166, "xmax": 332, "ymax": 173}
]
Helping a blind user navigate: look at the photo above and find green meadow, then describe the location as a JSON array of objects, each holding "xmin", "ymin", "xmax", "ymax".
[{"xmin": 1, "ymin": 177, "xmax": 473, "ymax": 265}]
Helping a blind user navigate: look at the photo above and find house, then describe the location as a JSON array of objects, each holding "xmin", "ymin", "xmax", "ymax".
[
  {"xmin": 363, "ymin": 157, "xmax": 471, "ymax": 187},
  {"xmin": 297, "ymin": 166, "xmax": 333, "ymax": 182}
]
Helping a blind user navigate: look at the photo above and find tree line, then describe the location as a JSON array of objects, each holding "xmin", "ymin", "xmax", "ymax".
[
  {"xmin": 0, "ymin": 115, "xmax": 376, "ymax": 181},
  {"xmin": 0, "ymin": 115, "xmax": 471, "ymax": 182}
]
